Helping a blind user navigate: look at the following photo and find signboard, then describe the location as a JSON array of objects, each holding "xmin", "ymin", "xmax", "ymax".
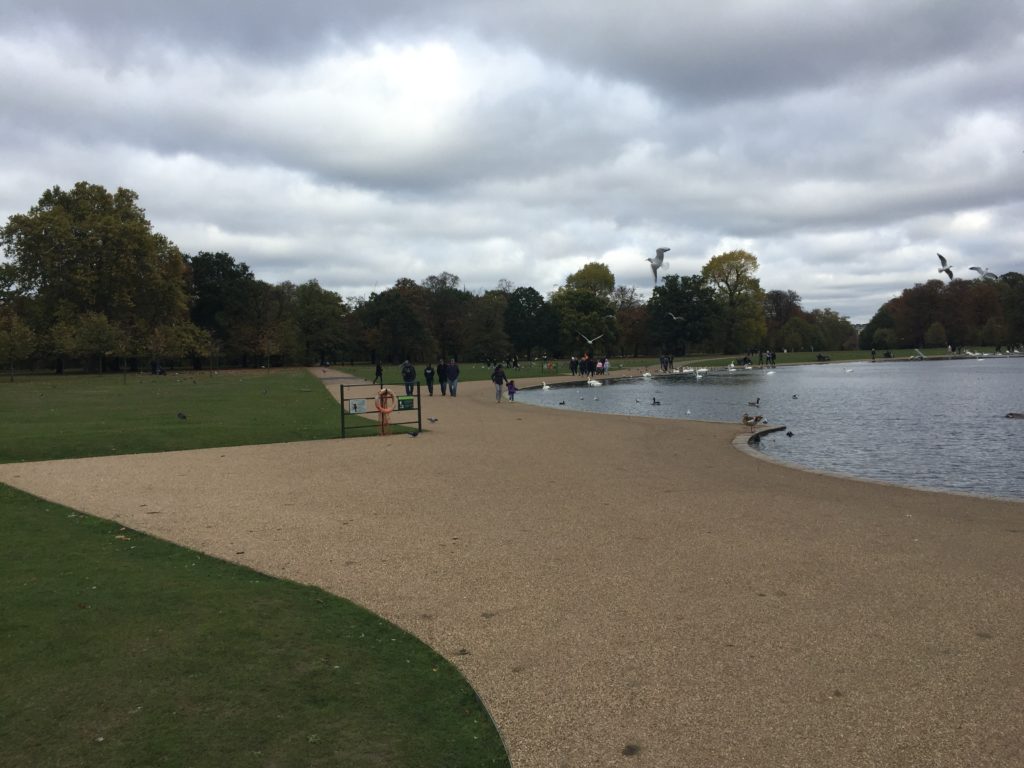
[
  {"xmin": 397, "ymin": 396, "xmax": 415, "ymax": 411},
  {"xmin": 348, "ymin": 399, "xmax": 367, "ymax": 414}
]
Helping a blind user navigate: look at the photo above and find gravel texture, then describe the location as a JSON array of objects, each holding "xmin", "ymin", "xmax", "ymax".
[{"xmin": 2, "ymin": 367, "xmax": 1022, "ymax": 767}]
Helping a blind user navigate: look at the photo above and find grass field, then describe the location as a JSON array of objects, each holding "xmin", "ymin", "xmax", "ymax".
[
  {"xmin": 0, "ymin": 368, "xmax": 344, "ymax": 463},
  {"xmin": 0, "ymin": 368, "xmax": 509, "ymax": 767}
]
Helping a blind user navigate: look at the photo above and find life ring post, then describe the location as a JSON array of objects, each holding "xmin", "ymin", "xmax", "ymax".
[{"xmin": 375, "ymin": 387, "xmax": 396, "ymax": 435}]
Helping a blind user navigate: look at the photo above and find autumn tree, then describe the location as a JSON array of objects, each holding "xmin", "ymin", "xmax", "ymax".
[{"xmin": 701, "ymin": 250, "xmax": 766, "ymax": 353}]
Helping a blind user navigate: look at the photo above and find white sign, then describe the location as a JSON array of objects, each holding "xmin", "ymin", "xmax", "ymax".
[{"xmin": 348, "ymin": 399, "xmax": 367, "ymax": 414}]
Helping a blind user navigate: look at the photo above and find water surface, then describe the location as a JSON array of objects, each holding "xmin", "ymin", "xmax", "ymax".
[{"xmin": 517, "ymin": 358, "xmax": 1024, "ymax": 501}]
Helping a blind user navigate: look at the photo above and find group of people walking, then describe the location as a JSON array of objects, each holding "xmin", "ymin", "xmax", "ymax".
[
  {"xmin": 569, "ymin": 354, "xmax": 609, "ymax": 377},
  {"xmin": 373, "ymin": 359, "xmax": 461, "ymax": 396}
]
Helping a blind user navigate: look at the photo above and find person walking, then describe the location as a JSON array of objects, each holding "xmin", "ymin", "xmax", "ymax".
[
  {"xmin": 423, "ymin": 362, "xmax": 435, "ymax": 395},
  {"xmin": 491, "ymin": 364, "xmax": 508, "ymax": 402},
  {"xmin": 507, "ymin": 379, "xmax": 518, "ymax": 402},
  {"xmin": 373, "ymin": 360, "xmax": 384, "ymax": 385},
  {"xmin": 437, "ymin": 359, "xmax": 448, "ymax": 396},
  {"xmin": 447, "ymin": 359, "xmax": 460, "ymax": 397},
  {"xmin": 400, "ymin": 360, "xmax": 416, "ymax": 396}
]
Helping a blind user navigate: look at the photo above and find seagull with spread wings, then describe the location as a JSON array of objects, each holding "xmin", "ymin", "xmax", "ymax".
[
  {"xmin": 936, "ymin": 253, "xmax": 954, "ymax": 280},
  {"xmin": 647, "ymin": 247, "xmax": 670, "ymax": 284},
  {"xmin": 578, "ymin": 331, "xmax": 604, "ymax": 345},
  {"xmin": 969, "ymin": 266, "xmax": 998, "ymax": 280}
]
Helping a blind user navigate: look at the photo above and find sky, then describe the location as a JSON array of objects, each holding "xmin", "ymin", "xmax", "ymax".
[{"xmin": 1, "ymin": 1, "xmax": 1022, "ymax": 323}]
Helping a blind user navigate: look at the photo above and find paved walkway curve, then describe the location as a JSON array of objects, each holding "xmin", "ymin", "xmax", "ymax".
[{"xmin": 2, "ymin": 367, "xmax": 1023, "ymax": 767}]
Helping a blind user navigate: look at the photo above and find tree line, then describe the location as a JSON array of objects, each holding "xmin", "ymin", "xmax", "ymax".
[{"xmin": 1, "ymin": 182, "xmax": 1018, "ymax": 375}]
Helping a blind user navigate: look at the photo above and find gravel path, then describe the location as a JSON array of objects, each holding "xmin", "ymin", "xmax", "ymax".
[{"xmin": 2, "ymin": 367, "xmax": 1022, "ymax": 767}]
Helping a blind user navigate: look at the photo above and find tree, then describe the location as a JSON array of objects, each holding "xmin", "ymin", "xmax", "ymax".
[
  {"xmin": 505, "ymin": 286, "xmax": 551, "ymax": 359},
  {"xmin": 358, "ymin": 279, "xmax": 435, "ymax": 362},
  {"xmin": 700, "ymin": 250, "xmax": 766, "ymax": 352},
  {"xmin": 462, "ymin": 292, "xmax": 510, "ymax": 360},
  {"xmin": 294, "ymin": 280, "xmax": 349, "ymax": 364},
  {"xmin": 807, "ymin": 308, "xmax": 858, "ymax": 350},
  {"xmin": 647, "ymin": 274, "xmax": 718, "ymax": 356},
  {"xmin": 763, "ymin": 290, "xmax": 803, "ymax": 348},
  {"xmin": 565, "ymin": 262, "xmax": 615, "ymax": 297},
  {"xmin": 421, "ymin": 272, "xmax": 470, "ymax": 359},
  {"xmin": 1, "ymin": 183, "xmax": 189, "ymax": 341},
  {"xmin": 0, "ymin": 309, "xmax": 36, "ymax": 381},
  {"xmin": 549, "ymin": 287, "xmax": 615, "ymax": 355}
]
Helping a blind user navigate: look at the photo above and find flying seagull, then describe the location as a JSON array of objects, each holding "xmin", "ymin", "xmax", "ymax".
[
  {"xmin": 578, "ymin": 332, "xmax": 604, "ymax": 345},
  {"xmin": 667, "ymin": 312, "xmax": 685, "ymax": 321},
  {"xmin": 647, "ymin": 247, "xmax": 670, "ymax": 284},
  {"xmin": 968, "ymin": 266, "xmax": 998, "ymax": 280},
  {"xmin": 936, "ymin": 253, "xmax": 954, "ymax": 280}
]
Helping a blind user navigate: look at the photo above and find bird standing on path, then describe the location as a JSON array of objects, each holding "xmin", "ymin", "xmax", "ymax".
[
  {"xmin": 647, "ymin": 247, "xmax": 670, "ymax": 284},
  {"xmin": 742, "ymin": 413, "xmax": 765, "ymax": 431},
  {"xmin": 937, "ymin": 253, "xmax": 954, "ymax": 280}
]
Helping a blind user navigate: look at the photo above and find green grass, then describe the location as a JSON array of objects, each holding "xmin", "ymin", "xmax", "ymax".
[
  {"xmin": 0, "ymin": 369, "xmax": 346, "ymax": 463},
  {"xmin": 0, "ymin": 485, "xmax": 508, "ymax": 768},
  {"xmin": 0, "ymin": 368, "xmax": 508, "ymax": 767}
]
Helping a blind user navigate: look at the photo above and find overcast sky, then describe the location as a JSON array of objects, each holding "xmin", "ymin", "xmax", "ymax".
[{"xmin": 2, "ymin": 1, "xmax": 1022, "ymax": 322}]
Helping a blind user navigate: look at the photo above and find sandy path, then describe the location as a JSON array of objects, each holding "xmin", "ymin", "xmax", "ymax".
[{"xmin": 2, "ymin": 368, "xmax": 1022, "ymax": 767}]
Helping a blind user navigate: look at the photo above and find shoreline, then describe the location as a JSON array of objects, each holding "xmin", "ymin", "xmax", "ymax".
[{"xmin": 1, "ymin": 369, "xmax": 1022, "ymax": 767}]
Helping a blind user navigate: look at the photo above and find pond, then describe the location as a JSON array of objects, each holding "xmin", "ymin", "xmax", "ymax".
[{"xmin": 516, "ymin": 357, "xmax": 1024, "ymax": 502}]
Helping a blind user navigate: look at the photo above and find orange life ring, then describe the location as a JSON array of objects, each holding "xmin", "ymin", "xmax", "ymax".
[{"xmin": 375, "ymin": 388, "xmax": 396, "ymax": 414}]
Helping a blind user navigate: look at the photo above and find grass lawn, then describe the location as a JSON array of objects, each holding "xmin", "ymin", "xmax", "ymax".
[
  {"xmin": 0, "ymin": 368, "xmax": 509, "ymax": 767},
  {"xmin": 0, "ymin": 368, "xmax": 345, "ymax": 463}
]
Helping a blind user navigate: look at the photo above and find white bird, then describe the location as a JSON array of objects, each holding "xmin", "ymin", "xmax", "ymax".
[
  {"xmin": 696, "ymin": 367, "xmax": 709, "ymax": 374},
  {"xmin": 969, "ymin": 266, "xmax": 998, "ymax": 280},
  {"xmin": 937, "ymin": 253, "xmax": 954, "ymax": 280},
  {"xmin": 667, "ymin": 312, "xmax": 684, "ymax": 321},
  {"xmin": 578, "ymin": 331, "xmax": 604, "ymax": 345},
  {"xmin": 844, "ymin": 368, "xmax": 854, "ymax": 373},
  {"xmin": 541, "ymin": 382, "xmax": 551, "ymax": 390},
  {"xmin": 587, "ymin": 379, "xmax": 603, "ymax": 387},
  {"xmin": 647, "ymin": 247, "xmax": 670, "ymax": 283},
  {"xmin": 642, "ymin": 371, "xmax": 652, "ymax": 378}
]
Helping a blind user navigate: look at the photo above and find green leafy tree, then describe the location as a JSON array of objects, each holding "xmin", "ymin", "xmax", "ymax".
[
  {"xmin": 358, "ymin": 279, "xmax": 436, "ymax": 362},
  {"xmin": 565, "ymin": 262, "xmax": 615, "ymax": 297},
  {"xmin": 505, "ymin": 286, "xmax": 552, "ymax": 359},
  {"xmin": 550, "ymin": 287, "xmax": 615, "ymax": 355},
  {"xmin": 700, "ymin": 250, "xmax": 766, "ymax": 353},
  {"xmin": 421, "ymin": 272, "xmax": 471, "ymax": 359},
  {"xmin": 1, "ymin": 183, "xmax": 189, "ymax": 342},
  {"xmin": 647, "ymin": 274, "xmax": 717, "ymax": 356},
  {"xmin": 294, "ymin": 279, "xmax": 349, "ymax": 364},
  {"xmin": 807, "ymin": 308, "xmax": 858, "ymax": 350},
  {"xmin": 0, "ymin": 309, "xmax": 36, "ymax": 381},
  {"xmin": 462, "ymin": 292, "xmax": 510, "ymax": 360}
]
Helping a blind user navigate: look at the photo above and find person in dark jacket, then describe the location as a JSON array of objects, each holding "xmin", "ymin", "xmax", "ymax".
[
  {"xmin": 400, "ymin": 360, "xmax": 416, "ymax": 396},
  {"xmin": 423, "ymin": 362, "xmax": 435, "ymax": 395},
  {"xmin": 447, "ymin": 359, "xmax": 460, "ymax": 397},
  {"xmin": 373, "ymin": 361, "xmax": 383, "ymax": 385},
  {"xmin": 491, "ymin": 364, "xmax": 508, "ymax": 402},
  {"xmin": 437, "ymin": 359, "xmax": 448, "ymax": 396}
]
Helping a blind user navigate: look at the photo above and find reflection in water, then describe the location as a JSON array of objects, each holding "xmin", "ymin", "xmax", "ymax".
[{"xmin": 517, "ymin": 358, "xmax": 1024, "ymax": 501}]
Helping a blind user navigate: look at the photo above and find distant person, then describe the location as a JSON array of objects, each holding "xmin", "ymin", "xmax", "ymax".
[
  {"xmin": 491, "ymin": 364, "xmax": 508, "ymax": 402},
  {"xmin": 373, "ymin": 361, "xmax": 384, "ymax": 385},
  {"xmin": 437, "ymin": 358, "xmax": 448, "ymax": 396},
  {"xmin": 423, "ymin": 362, "xmax": 435, "ymax": 396},
  {"xmin": 871, "ymin": 348, "xmax": 876, "ymax": 362},
  {"xmin": 507, "ymin": 379, "xmax": 518, "ymax": 402},
  {"xmin": 447, "ymin": 359, "xmax": 460, "ymax": 397},
  {"xmin": 400, "ymin": 360, "xmax": 416, "ymax": 396}
]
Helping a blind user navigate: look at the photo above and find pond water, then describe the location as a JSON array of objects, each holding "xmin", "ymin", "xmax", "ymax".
[{"xmin": 516, "ymin": 357, "xmax": 1024, "ymax": 501}]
